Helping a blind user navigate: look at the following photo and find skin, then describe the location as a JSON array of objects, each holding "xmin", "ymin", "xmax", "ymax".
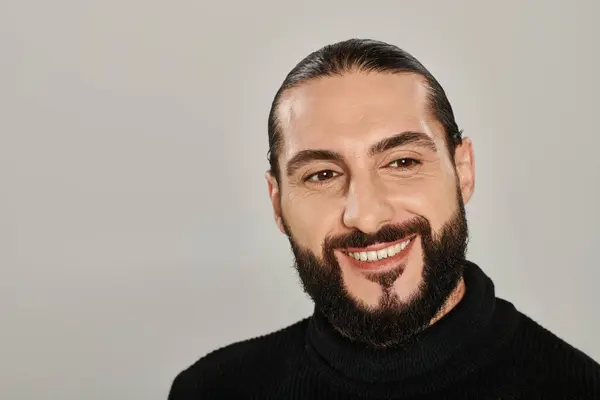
[{"xmin": 266, "ymin": 71, "xmax": 475, "ymax": 322}]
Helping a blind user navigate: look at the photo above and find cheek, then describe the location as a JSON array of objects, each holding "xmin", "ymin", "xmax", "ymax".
[
  {"xmin": 282, "ymin": 193, "xmax": 344, "ymax": 251},
  {"xmin": 385, "ymin": 177, "xmax": 458, "ymax": 230}
]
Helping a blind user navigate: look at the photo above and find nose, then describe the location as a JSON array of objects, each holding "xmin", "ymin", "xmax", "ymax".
[{"xmin": 342, "ymin": 177, "xmax": 394, "ymax": 234}]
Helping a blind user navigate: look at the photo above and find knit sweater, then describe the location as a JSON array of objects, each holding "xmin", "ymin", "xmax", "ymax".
[{"xmin": 167, "ymin": 262, "xmax": 600, "ymax": 399}]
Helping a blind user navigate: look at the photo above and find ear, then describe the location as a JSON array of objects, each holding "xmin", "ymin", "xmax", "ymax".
[
  {"xmin": 453, "ymin": 137, "xmax": 475, "ymax": 204},
  {"xmin": 265, "ymin": 171, "xmax": 286, "ymax": 234}
]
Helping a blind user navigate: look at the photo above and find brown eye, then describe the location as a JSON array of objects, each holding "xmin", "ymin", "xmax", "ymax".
[
  {"xmin": 388, "ymin": 158, "xmax": 421, "ymax": 169},
  {"xmin": 306, "ymin": 170, "xmax": 340, "ymax": 182}
]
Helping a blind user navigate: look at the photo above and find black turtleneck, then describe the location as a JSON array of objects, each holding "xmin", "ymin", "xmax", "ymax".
[{"xmin": 168, "ymin": 262, "xmax": 600, "ymax": 399}]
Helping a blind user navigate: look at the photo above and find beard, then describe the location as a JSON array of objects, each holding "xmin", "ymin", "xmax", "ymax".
[{"xmin": 282, "ymin": 192, "xmax": 469, "ymax": 348}]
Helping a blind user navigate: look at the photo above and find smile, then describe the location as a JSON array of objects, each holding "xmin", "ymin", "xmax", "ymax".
[{"xmin": 345, "ymin": 236, "xmax": 414, "ymax": 262}]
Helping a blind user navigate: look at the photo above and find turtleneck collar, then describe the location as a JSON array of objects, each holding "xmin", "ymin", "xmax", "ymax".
[{"xmin": 305, "ymin": 261, "xmax": 520, "ymax": 397}]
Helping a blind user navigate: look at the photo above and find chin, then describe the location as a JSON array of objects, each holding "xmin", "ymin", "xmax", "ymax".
[{"xmin": 342, "ymin": 267, "xmax": 424, "ymax": 310}]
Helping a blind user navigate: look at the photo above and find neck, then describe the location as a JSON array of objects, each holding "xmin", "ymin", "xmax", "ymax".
[{"xmin": 430, "ymin": 275, "xmax": 466, "ymax": 325}]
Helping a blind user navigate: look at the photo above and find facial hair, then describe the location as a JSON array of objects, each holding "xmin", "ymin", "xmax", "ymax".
[{"xmin": 282, "ymin": 193, "xmax": 469, "ymax": 348}]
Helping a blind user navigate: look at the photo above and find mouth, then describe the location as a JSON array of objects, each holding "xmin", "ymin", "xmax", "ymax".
[{"xmin": 339, "ymin": 235, "xmax": 417, "ymax": 271}]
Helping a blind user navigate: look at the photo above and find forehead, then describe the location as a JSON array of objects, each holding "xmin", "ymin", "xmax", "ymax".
[{"xmin": 277, "ymin": 72, "xmax": 443, "ymax": 159}]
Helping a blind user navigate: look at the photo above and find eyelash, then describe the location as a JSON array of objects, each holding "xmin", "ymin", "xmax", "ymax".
[
  {"xmin": 304, "ymin": 158, "xmax": 422, "ymax": 183},
  {"xmin": 386, "ymin": 157, "xmax": 422, "ymax": 170},
  {"xmin": 304, "ymin": 170, "xmax": 341, "ymax": 183}
]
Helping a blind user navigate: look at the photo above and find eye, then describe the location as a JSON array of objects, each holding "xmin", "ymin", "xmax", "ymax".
[
  {"xmin": 305, "ymin": 170, "xmax": 341, "ymax": 182},
  {"xmin": 387, "ymin": 158, "xmax": 421, "ymax": 170}
]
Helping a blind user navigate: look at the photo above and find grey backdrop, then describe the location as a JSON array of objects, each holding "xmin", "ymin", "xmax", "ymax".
[{"xmin": 2, "ymin": 1, "xmax": 599, "ymax": 399}]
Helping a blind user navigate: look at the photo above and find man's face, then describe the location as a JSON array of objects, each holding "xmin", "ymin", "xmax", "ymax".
[{"xmin": 266, "ymin": 72, "xmax": 475, "ymax": 346}]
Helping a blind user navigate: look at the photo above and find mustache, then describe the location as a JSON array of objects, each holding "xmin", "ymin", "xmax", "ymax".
[{"xmin": 323, "ymin": 217, "xmax": 432, "ymax": 250}]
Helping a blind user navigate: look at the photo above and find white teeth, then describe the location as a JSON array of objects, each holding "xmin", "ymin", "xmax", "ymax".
[
  {"xmin": 377, "ymin": 249, "xmax": 388, "ymax": 259},
  {"xmin": 385, "ymin": 246, "xmax": 395, "ymax": 257},
  {"xmin": 347, "ymin": 238, "xmax": 413, "ymax": 263}
]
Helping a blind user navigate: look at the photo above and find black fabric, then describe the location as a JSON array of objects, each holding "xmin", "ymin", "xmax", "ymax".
[{"xmin": 168, "ymin": 262, "xmax": 600, "ymax": 399}]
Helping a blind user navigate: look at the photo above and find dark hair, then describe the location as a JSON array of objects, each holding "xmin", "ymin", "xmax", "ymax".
[{"xmin": 267, "ymin": 38, "xmax": 463, "ymax": 181}]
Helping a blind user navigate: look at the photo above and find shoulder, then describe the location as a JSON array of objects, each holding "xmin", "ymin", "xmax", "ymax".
[
  {"xmin": 512, "ymin": 310, "xmax": 600, "ymax": 395},
  {"xmin": 167, "ymin": 317, "xmax": 310, "ymax": 399}
]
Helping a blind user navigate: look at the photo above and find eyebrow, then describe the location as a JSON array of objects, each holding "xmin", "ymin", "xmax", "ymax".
[
  {"xmin": 285, "ymin": 131, "xmax": 437, "ymax": 178},
  {"xmin": 368, "ymin": 131, "xmax": 437, "ymax": 156},
  {"xmin": 286, "ymin": 149, "xmax": 343, "ymax": 178}
]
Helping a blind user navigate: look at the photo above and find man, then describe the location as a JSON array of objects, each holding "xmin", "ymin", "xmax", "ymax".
[{"xmin": 168, "ymin": 39, "xmax": 600, "ymax": 399}]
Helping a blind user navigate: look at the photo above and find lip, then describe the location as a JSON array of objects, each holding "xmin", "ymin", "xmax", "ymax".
[
  {"xmin": 338, "ymin": 235, "xmax": 417, "ymax": 271},
  {"xmin": 342, "ymin": 234, "xmax": 417, "ymax": 253}
]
